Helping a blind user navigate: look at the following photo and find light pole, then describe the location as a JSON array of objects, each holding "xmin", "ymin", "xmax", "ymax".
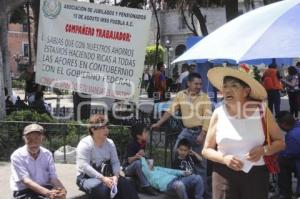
[{"xmin": 165, "ymin": 40, "xmax": 171, "ymax": 77}]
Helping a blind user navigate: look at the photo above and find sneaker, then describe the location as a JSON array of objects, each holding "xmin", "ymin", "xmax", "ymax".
[{"xmin": 141, "ymin": 186, "xmax": 158, "ymax": 196}]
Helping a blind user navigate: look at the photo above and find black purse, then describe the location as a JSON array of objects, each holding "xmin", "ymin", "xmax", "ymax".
[{"xmin": 92, "ymin": 160, "xmax": 114, "ymax": 177}]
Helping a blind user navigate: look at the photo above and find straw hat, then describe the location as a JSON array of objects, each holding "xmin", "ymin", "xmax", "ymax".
[{"xmin": 207, "ymin": 67, "xmax": 267, "ymax": 101}]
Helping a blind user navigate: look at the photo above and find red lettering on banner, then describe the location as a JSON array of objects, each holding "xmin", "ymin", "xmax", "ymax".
[{"xmin": 64, "ymin": 24, "xmax": 131, "ymax": 42}]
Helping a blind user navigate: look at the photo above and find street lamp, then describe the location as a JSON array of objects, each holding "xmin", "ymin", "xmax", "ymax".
[{"xmin": 165, "ymin": 40, "xmax": 171, "ymax": 76}]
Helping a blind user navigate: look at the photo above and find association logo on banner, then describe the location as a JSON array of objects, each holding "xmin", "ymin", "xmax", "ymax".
[{"xmin": 43, "ymin": 0, "xmax": 61, "ymax": 19}]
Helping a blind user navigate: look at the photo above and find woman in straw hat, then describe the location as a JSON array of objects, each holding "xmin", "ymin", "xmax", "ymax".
[{"xmin": 202, "ymin": 67, "xmax": 285, "ymax": 199}]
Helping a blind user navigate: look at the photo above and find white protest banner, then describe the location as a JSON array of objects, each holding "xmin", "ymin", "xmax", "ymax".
[{"xmin": 36, "ymin": 0, "xmax": 151, "ymax": 101}]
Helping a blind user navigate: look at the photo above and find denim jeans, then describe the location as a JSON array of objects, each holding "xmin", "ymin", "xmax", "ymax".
[
  {"xmin": 173, "ymin": 128, "xmax": 211, "ymax": 199},
  {"xmin": 76, "ymin": 174, "xmax": 139, "ymax": 199},
  {"xmin": 167, "ymin": 174, "xmax": 204, "ymax": 199},
  {"xmin": 124, "ymin": 160, "xmax": 150, "ymax": 187}
]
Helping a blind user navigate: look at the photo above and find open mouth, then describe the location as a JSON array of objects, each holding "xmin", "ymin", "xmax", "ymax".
[{"xmin": 224, "ymin": 95, "xmax": 234, "ymax": 101}]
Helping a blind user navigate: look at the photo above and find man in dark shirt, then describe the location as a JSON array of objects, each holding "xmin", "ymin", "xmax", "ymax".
[
  {"xmin": 5, "ymin": 88, "xmax": 14, "ymax": 114},
  {"xmin": 276, "ymin": 111, "xmax": 300, "ymax": 199},
  {"xmin": 124, "ymin": 125, "xmax": 157, "ymax": 196},
  {"xmin": 153, "ymin": 62, "xmax": 167, "ymax": 103},
  {"xmin": 30, "ymin": 91, "xmax": 51, "ymax": 116}
]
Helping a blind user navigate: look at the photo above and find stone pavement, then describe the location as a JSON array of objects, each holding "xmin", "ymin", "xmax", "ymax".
[
  {"xmin": 2, "ymin": 161, "xmax": 299, "ymax": 199},
  {"xmin": 0, "ymin": 162, "xmax": 172, "ymax": 199}
]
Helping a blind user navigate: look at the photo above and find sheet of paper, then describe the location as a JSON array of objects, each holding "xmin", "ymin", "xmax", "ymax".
[
  {"xmin": 110, "ymin": 184, "xmax": 118, "ymax": 199},
  {"xmin": 237, "ymin": 155, "xmax": 254, "ymax": 173}
]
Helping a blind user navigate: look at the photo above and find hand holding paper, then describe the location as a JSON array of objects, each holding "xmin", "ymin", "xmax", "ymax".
[
  {"xmin": 246, "ymin": 146, "xmax": 264, "ymax": 162},
  {"xmin": 237, "ymin": 155, "xmax": 254, "ymax": 173}
]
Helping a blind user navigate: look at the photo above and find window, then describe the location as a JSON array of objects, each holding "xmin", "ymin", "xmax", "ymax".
[
  {"xmin": 22, "ymin": 23, "xmax": 28, "ymax": 32},
  {"xmin": 23, "ymin": 43, "xmax": 29, "ymax": 57},
  {"xmin": 179, "ymin": 16, "xmax": 187, "ymax": 30}
]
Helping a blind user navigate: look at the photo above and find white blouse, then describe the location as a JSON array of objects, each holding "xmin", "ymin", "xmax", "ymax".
[{"xmin": 215, "ymin": 104, "xmax": 265, "ymax": 168}]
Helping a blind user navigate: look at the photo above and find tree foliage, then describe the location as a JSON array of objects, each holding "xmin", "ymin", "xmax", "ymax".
[
  {"xmin": 145, "ymin": 44, "xmax": 165, "ymax": 66},
  {"xmin": 10, "ymin": 5, "xmax": 27, "ymax": 24},
  {"xmin": 118, "ymin": 0, "xmax": 145, "ymax": 8},
  {"xmin": 252, "ymin": 66, "xmax": 261, "ymax": 82}
]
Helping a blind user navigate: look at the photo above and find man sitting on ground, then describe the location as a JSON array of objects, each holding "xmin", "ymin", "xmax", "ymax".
[
  {"xmin": 276, "ymin": 111, "xmax": 300, "ymax": 199},
  {"xmin": 10, "ymin": 123, "xmax": 66, "ymax": 199}
]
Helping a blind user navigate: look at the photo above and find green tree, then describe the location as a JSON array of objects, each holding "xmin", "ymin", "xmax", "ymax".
[
  {"xmin": 1, "ymin": 110, "xmax": 56, "ymax": 159},
  {"xmin": 118, "ymin": 0, "xmax": 145, "ymax": 8},
  {"xmin": 10, "ymin": 6, "xmax": 27, "ymax": 24},
  {"xmin": 145, "ymin": 45, "xmax": 165, "ymax": 66},
  {"xmin": 253, "ymin": 66, "xmax": 261, "ymax": 82}
]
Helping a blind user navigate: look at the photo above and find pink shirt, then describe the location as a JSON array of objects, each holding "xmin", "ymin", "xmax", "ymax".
[{"xmin": 10, "ymin": 146, "xmax": 57, "ymax": 191}]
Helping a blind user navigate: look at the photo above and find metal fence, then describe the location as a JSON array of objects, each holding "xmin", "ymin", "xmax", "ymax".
[
  {"xmin": 0, "ymin": 115, "xmax": 183, "ymax": 167},
  {"xmin": 0, "ymin": 121, "xmax": 134, "ymax": 161}
]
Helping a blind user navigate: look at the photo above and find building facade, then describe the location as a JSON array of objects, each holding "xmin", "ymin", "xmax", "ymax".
[
  {"xmin": 8, "ymin": 22, "xmax": 34, "ymax": 77},
  {"xmin": 147, "ymin": 0, "xmax": 265, "ymax": 74}
]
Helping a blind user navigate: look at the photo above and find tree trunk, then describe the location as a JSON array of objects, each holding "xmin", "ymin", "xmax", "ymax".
[
  {"xmin": 0, "ymin": 16, "xmax": 6, "ymax": 119},
  {"xmin": 31, "ymin": 0, "xmax": 40, "ymax": 55},
  {"xmin": 244, "ymin": 0, "xmax": 251, "ymax": 11},
  {"xmin": 0, "ymin": 0, "xmax": 32, "ymax": 119},
  {"xmin": 0, "ymin": 50, "xmax": 6, "ymax": 120},
  {"xmin": 0, "ymin": 15, "xmax": 13, "ymax": 96},
  {"xmin": 150, "ymin": 0, "xmax": 160, "ymax": 67},
  {"xmin": 180, "ymin": 3, "xmax": 198, "ymax": 36},
  {"xmin": 225, "ymin": 0, "xmax": 239, "ymax": 22},
  {"xmin": 192, "ymin": 5, "xmax": 208, "ymax": 36}
]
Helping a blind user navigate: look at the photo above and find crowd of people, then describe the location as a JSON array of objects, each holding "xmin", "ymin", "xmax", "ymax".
[
  {"xmin": 5, "ymin": 68, "xmax": 51, "ymax": 116},
  {"xmin": 262, "ymin": 61, "xmax": 300, "ymax": 120},
  {"xmin": 7, "ymin": 63, "xmax": 300, "ymax": 199},
  {"xmin": 144, "ymin": 62, "xmax": 197, "ymax": 102}
]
